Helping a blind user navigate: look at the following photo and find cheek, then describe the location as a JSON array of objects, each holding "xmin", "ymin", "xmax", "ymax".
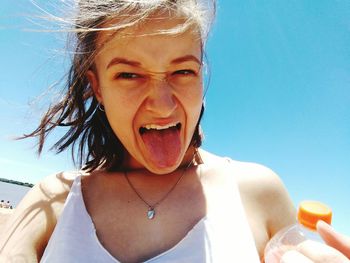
[
  {"xmin": 181, "ymin": 83, "xmax": 203, "ymax": 126},
  {"xmin": 183, "ymin": 82, "xmax": 203, "ymax": 109},
  {"xmin": 102, "ymin": 90, "xmax": 139, "ymax": 135}
]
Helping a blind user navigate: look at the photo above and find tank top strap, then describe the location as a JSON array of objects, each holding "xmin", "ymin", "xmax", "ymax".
[
  {"xmin": 41, "ymin": 173, "xmax": 117, "ymax": 263},
  {"xmin": 202, "ymin": 156, "xmax": 260, "ymax": 262}
]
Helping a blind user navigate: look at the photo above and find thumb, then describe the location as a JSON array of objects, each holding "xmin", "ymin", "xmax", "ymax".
[{"xmin": 317, "ymin": 220, "xmax": 350, "ymax": 259}]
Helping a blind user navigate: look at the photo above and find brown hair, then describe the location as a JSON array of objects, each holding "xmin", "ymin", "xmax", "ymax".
[{"xmin": 22, "ymin": 0, "xmax": 215, "ymax": 172}]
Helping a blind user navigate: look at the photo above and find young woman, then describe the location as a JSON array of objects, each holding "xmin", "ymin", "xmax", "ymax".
[{"xmin": 1, "ymin": 1, "xmax": 349, "ymax": 262}]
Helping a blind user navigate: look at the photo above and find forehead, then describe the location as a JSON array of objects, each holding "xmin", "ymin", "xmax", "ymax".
[{"xmin": 94, "ymin": 16, "xmax": 202, "ymax": 68}]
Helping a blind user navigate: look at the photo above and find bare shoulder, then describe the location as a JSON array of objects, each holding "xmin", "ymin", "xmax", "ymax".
[
  {"xmin": 229, "ymin": 159, "xmax": 297, "ymax": 235},
  {"xmin": 200, "ymin": 149, "xmax": 296, "ymax": 236},
  {"xmin": 229, "ymin": 159, "xmax": 288, "ymax": 198},
  {"xmin": 0, "ymin": 171, "xmax": 78, "ymax": 261}
]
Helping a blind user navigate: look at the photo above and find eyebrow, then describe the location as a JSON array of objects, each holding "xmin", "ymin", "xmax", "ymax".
[
  {"xmin": 106, "ymin": 55, "xmax": 201, "ymax": 69},
  {"xmin": 170, "ymin": 55, "xmax": 202, "ymax": 65},
  {"xmin": 106, "ymin": 58, "xmax": 141, "ymax": 69}
]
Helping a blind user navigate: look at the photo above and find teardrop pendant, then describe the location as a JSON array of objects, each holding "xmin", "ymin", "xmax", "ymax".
[{"xmin": 147, "ymin": 208, "xmax": 155, "ymax": 219}]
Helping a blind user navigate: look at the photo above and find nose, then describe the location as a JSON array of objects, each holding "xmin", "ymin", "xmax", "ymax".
[{"xmin": 145, "ymin": 78, "xmax": 177, "ymax": 117}]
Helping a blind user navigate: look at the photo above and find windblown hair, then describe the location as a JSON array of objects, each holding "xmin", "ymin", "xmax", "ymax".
[{"xmin": 23, "ymin": 0, "xmax": 216, "ymax": 172}]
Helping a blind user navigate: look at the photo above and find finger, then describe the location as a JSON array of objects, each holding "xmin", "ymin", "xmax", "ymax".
[
  {"xmin": 265, "ymin": 245, "xmax": 295, "ymax": 263},
  {"xmin": 280, "ymin": 250, "xmax": 313, "ymax": 263},
  {"xmin": 317, "ymin": 220, "xmax": 350, "ymax": 259},
  {"xmin": 297, "ymin": 240, "xmax": 349, "ymax": 263}
]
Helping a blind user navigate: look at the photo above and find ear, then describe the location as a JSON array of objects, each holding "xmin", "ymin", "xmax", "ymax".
[{"xmin": 86, "ymin": 70, "xmax": 103, "ymax": 103}]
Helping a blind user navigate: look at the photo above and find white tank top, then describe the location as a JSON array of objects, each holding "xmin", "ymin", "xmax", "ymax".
[{"xmin": 41, "ymin": 161, "xmax": 260, "ymax": 262}]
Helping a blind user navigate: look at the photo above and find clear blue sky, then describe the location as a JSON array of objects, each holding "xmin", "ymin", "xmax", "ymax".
[{"xmin": 1, "ymin": 1, "xmax": 349, "ymax": 235}]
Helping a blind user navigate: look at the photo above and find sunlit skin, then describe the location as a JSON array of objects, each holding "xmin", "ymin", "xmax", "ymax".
[
  {"xmin": 1, "ymin": 6, "xmax": 350, "ymax": 263},
  {"xmin": 87, "ymin": 17, "xmax": 203, "ymax": 174}
]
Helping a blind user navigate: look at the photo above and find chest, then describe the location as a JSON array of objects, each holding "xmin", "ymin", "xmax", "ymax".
[
  {"xmin": 84, "ymin": 175, "xmax": 207, "ymax": 262},
  {"xmin": 80, "ymin": 171, "xmax": 264, "ymax": 262}
]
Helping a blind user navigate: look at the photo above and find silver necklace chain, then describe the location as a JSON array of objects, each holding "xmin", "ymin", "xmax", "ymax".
[{"xmin": 124, "ymin": 157, "xmax": 195, "ymax": 220}]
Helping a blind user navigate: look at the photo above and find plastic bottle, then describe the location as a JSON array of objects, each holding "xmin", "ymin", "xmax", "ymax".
[{"xmin": 264, "ymin": 200, "xmax": 332, "ymax": 263}]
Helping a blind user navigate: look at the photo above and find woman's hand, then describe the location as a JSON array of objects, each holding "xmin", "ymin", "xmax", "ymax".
[
  {"xmin": 317, "ymin": 220, "xmax": 350, "ymax": 259},
  {"xmin": 280, "ymin": 221, "xmax": 350, "ymax": 263}
]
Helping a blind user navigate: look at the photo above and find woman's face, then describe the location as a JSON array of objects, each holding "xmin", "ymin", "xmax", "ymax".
[{"xmin": 87, "ymin": 17, "xmax": 203, "ymax": 174}]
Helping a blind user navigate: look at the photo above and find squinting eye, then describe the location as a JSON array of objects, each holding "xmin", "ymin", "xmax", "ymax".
[
  {"xmin": 172, "ymin": 69, "xmax": 196, "ymax": 76},
  {"xmin": 116, "ymin": 72, "xmax": 141, "ymax": 79}
]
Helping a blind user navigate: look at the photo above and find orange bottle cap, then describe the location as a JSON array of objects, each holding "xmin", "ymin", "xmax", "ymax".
[{"xmin": 297, "ymin": 200, "xmax": 332, "ymax": 230}]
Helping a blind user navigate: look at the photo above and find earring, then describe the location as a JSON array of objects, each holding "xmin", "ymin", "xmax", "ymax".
[{"xmin": 98, "ymin": 103, "xmax": 105, "ymax": 112}]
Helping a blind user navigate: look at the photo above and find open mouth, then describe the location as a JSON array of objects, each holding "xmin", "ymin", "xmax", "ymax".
[{"xmin": 139, "ymin": 122, "xmax": 181, "ymax": 135}]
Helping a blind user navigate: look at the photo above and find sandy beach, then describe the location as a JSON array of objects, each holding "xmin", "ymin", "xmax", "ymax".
[{"xmin": 0, "ymin": 180, "xmax": 32, "ymax": 233}]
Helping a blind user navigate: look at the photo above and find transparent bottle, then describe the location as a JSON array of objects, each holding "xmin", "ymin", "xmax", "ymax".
[{"xmin": 264, "ymin": 200, "xmax": 332, "ymax": 263}]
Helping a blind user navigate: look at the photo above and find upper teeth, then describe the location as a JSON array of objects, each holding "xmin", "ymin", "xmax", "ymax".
[{"xmin": 143, "ymin": 123, "xmax": 178, "ymax": 130}]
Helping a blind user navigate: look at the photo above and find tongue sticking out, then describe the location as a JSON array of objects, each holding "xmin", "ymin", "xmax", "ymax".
[{"xmin": 141, "ymin": 126, "xmax": 181, "ymax": 167}]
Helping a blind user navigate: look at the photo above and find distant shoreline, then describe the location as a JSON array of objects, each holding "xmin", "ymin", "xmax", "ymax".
[{"xmin": 0, "ymin": 178, "xmax": 33, "ymax": 188}]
